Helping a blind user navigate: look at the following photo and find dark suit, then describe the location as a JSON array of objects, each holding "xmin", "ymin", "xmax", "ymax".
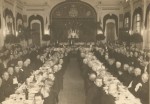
[
  {"xmin": 136, "ymin": 81, "xmax": 149, "ymax": 104},
  {"xmin": 100, "ymin": 92, "xmax": 116, "ymax": 104},
  {"xmin": 86, "ymin": 83, "xmax": 102, "ymax": 104},
  {"xmin": 0, "ymin": 63, "xmax": 5, "ymax": 76},
  {"xmin": 43, "ymin": 89, "xmax": 57, "ymax": 104},
  {"xmin": 1, "ymin": 79, "xmax": 13, "ymax": 98}
]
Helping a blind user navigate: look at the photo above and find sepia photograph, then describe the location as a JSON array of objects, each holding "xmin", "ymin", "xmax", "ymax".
[{"xmin": 0, "ymin": 0, "xmax": 149, "ymax": 104}]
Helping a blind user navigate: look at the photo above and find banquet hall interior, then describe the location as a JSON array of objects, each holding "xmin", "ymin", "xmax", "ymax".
[{"xmin": 0, "ymin": 0, "xmax": 149, "ymax": 104}]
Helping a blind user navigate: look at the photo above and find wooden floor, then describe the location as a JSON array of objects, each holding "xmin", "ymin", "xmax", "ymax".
[{"xmin": 58, "ymin": 58, "xmax": 85, "ymax": 104}]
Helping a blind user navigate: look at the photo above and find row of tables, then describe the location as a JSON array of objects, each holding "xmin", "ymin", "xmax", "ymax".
[{"xmin": 80, "ymin": 47, "xmax": 142, "ymax": 104}]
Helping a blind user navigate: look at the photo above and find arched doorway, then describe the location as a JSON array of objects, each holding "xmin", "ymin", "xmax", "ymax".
[
  {"xmin": 103, "ymin": 14, "xmax": 118, "ymax": 43},
  {"xmin": 28, "ymin": 15, "xmax": 44, "ymax": 46},
  {"xmin": 31, "ymin": 21, "xmax": 41, "ymax": 46},
  {"xmin": 50, "ymin": 1, "xmax": 97, "ymax": 42},
  {"xmin": 105, "ymin": 20, "xmax": 117, "ymax": 43}
]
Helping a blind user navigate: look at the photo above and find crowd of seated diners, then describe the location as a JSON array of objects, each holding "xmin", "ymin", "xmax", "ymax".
[
  {"xmin": 78, "ymin": 44, "xmax": 149, "ymax": 104},
  {"xmin": 0, "ymin": 42, "xmax": 149, "ymax": 104},
  {"xmin": 0, "ymin": 43, "xmax": 69, "ymax": 104}
]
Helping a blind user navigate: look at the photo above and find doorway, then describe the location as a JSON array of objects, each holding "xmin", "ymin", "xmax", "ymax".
[
  {"xmin": 105, "ymin": 20, "xmax": 117, "ymax": 43},
  {"xmin": 31, "ymin": 22, "xmax": 41, "ymax": 46}
]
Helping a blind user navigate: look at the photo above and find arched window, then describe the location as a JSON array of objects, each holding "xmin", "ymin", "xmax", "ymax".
[
  {"xmin": 124, "ymin": 17, "xmax": 129, "ymax": 28},
  {"xmin": 134, "ymin": 13, "xmax": 141, "ymax": 33}
]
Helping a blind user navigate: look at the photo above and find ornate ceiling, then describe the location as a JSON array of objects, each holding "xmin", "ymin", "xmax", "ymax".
[{"xmin": 20, "ymin": 0, "xmax": 125, "ymax": 6}]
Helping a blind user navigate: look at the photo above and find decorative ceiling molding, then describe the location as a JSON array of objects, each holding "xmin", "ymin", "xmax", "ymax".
[
  {"xmin": 20, "ymin": 0, "xmax": 125, "ymax": 7},
  {"xmin": 4, "ymin": 0, "xmax": 14, "ymax": 6},
  {"xmin": 102, "ymin": 7, "xmax": 120, "ymax": 10},
  {"xmin": 26, "ymin": 9, "xmax": 45, "ymax": 11},
  {"xmin": 133, "ymin": 0, "xmax": 142, "ymax": 4},
  {"xmin": 25, "ymin": 4, "xmax": 49, "ymax": 7},
  {"xmin": 17, "ymin": 5, "xmax": 23, "ymax": 10}
]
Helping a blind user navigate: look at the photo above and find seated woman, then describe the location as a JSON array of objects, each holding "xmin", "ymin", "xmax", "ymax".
[{"xmin": 135, "ymin": 73, "xmax": 149, "ymax": 104}]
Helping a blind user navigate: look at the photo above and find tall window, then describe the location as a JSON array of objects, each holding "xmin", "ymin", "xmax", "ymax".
[
  {"xmin": 134, "ymin": 14, "xmax": 141, "ymax": 33},
  {"xmin": 147, "ymin": 11, "xmax": 150, "ymax": 49},
  {"xmin": 124, "ymin": 17, "xmax": 129, "ymax": 28}
]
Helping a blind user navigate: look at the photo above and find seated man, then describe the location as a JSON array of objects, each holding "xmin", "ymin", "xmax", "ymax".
[
  {"xmin": 23, "ymin": 58, "xmax": 33, "ymax": 79},
  {"xmin": 1, "ymin": 72, "xmax": 14, "ymax": 99},
  {"xmin": 86, "ymin": 76, "xmax": 103, "ymax": 104},
  {"xmin": 7, "ymin": 67, "xmax": 15, "ymax": 88},
  {"xmin": 128, "ymin": 68, "xmax": 141, "ymax": 95},
  {"xmin": 0, "ymin": 58, "xmax": 5, "ymax": 76},
  {"xmin": 42, "ymin": 78, "xmax": 57, "ymax": 104},
  {"xmin": 100, "ymin": 83, "xmax": 116, "ymax": 104},
  {"xmin": 135, "ymin": 73, "xmax": 149, "ymax": 104},
  {"xmin": 121, "ymin": 64, "xmax": 130, "ymax": 85},
  {"xmin": 86, "ymin": 73, "xmax": 97, "ymax": 90},
  {"xmin": 7, "ymin": 54, "xmax": 16, "ymax": 67},
  {"xmin": 124, "ymin": 66, "xmax": 134, "ymax": 86},
  {"xmin": 14, "ymin": 65, "xmax": 23, "ymax": 85},
  {"xmin": 114, "ymin": 61, "xmax": 122, "ymax": 78}
]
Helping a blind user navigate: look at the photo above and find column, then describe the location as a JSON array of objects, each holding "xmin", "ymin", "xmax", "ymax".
[
  {"xmin": 142, "ymin": 0, "xmax": 147, "ymax": 49},
  {"xmin": 13, "ymin": 0, "xmax": 17, "ymax": 36},
  {"xmin": 129, "ymin": 0, "xmax": 133, "ymax": 32},
  {"xmin": 0, "ymin": 0, "xmax": 5, "ymax": 48}
]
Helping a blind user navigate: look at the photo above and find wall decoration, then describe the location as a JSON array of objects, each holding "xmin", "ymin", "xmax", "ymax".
[
  {"xmin": 50, "ymin": 0, "xmax": 97, "ymax": 42},
  {"xmin": 50, "ymin": 1, "xmax": 96, "ymax": 19},
  {"xmin": 69, "ymin": 5, "xmax": 78, "ymax": 17}
]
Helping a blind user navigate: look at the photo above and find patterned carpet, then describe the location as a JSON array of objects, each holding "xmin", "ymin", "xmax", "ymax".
[{"xmin": 58, "ymin": 58, "xmax": 85, "ymax": 104}]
